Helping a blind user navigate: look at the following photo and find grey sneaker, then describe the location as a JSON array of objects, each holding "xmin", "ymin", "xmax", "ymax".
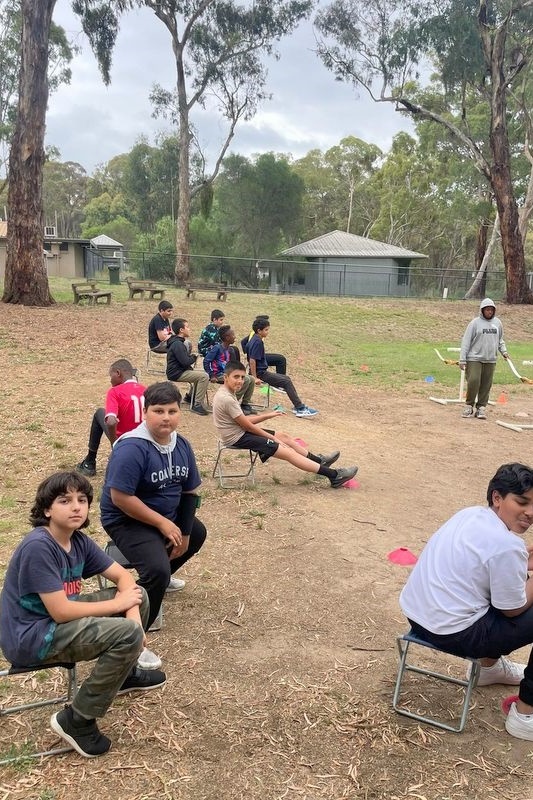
[
  {"xmin": 318, "ymin": 450, "xmax": 340, "ymax": 468},
  {"xmin": 461, "ymin": 405, "xmax": 474, "ymax": 418},
  {"xmin": 191, "ymin": 404, "xmax": 209, "ymax": 416},
  {"xmin": 475, "ymin": 406, "xmax": 487, "ymax": 419},
  {"xmin": 166, "ymin": 576, "xmax": 186, "ymax": 593},
  {"xmin": 50, "ymin": 705, "xmax": 111, "ymax": 758},
  {"xmin": 137, "ymin": 647, "xmax": 162, "ymax": 670},
  {"xmin": 330, "ymin": 466, "xmax": 358, "ymax": 488}
]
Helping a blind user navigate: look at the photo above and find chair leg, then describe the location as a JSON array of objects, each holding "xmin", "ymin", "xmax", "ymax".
[
  {"xmin": 392, "ymin": 637, "xmax": 478, "ymax": 733},
  {"xmin": 212, "ymin": 444, "xmax": 258, "ymax": 488},
  {"xmin": 0, "ymin": 664, "xmax": 79, "ymax": 764}
]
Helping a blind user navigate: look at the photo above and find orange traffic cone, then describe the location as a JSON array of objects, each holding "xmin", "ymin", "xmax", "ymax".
[{"xmin": 497, "ymin": 392, "xmax": 508, "ymax": 404}]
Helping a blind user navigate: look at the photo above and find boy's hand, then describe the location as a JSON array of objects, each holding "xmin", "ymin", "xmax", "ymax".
[
  {"xmin": 114, "ymin": 585, "xmax": 143, "ymax": 613},
  {"xmin": 254, "ymin": 377, "xmax": 262, "ymax": 385},
  {"xmin": 159, "ymin": 519, "xmax": 183, "ymax": 547}
]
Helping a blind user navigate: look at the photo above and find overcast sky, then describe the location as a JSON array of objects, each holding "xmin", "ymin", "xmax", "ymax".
[{"xmin": 47, "ymin": 1, "xmax": 413, "ymax": 175}]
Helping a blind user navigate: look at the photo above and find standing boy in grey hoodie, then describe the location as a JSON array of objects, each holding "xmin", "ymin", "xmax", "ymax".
[{"xmin": 459, "ymin": 298, "xmax": 509, "ymax": 419}]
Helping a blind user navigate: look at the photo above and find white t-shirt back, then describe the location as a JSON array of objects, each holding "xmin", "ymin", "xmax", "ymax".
[{"xmin": 399, "ymin": 506, "xmax": 528, "ymax": 634}]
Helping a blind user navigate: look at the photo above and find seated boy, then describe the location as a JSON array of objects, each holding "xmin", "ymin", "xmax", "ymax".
[
  {"xmin": 247, "ymin": 318, "xmax": 317, "ymax": 417},
  {"xmin": 148, "ymin": 300, "xmax": 174, "ymax": 353},
  {"xmin": 399, "ymin": 462, "xmax": 533, "ymax": 741},
  {"xmin": 100, "ymin": 381, "xmax": 207, "ymax": 669},
  {"xmin": 204, "ymin": 325, "xmax": 254, "ymax": 412},
  {"xmin": 0, "ymin": 471, "xmax": 165, "ymax": 759},
  {"xmin": 198, "ymin": 309, "xmax": 239, "ymax": 361},
  {"xmin": 166, "ymin": 318, "xmax": 210, "ymax": 416},
  {"xmin": 77, "ymin": 359, "xmax": 146, "ymax": 477},
  {"xmin": 212, "ymin": 361, "xmax": 357, "ymax": 488},
  {"xmin": 241, "ymin": 314, "xmax": 287, "ymax": 376}
]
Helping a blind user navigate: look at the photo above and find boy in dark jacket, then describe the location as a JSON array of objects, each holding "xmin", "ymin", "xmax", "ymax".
[{"xmin": 166, "ymin": 319, "xmax": 209, "ymax": 416}]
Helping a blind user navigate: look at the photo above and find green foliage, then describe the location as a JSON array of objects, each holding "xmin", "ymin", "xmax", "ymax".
[
  {"xmin": 0, "ymin": 1, "xmax": 74, "ymax": 190},
  {"xmin": 131, "ymin": 216, "xmax": 176, "ymax": 280},
  {"xmin": 42, "ymin": 158, "xmax": 88, "ymax": 237},
  {"xmin": 216, "ymin": 152, "xmax": 305, "ymax": 263}
]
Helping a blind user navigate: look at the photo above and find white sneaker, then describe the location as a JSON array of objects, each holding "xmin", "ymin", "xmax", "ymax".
[
  {"xmin": 166, "ymin": 576, "xmax": 186, "ymax": 593},
  {"xmin": 475, "ymin": 406, "xmax": 487, "ymax": 419},
  {"xmin": 148, "ymin": 606, "xmax": 163, "ymax": 632},
  {"xmin": 468, "ymin": 656, "xmax": 525, "ymax": 685},
  {"xmin": 137, "ymin": 648, "xmax": 162, "ymax": 671},
  {"xmin": 461, "ymin": 404, "xmax": 474, "ymax": 418},
  {"xmin": 505, "ymin": 702, "xmax": 533, "ymax": 740}
]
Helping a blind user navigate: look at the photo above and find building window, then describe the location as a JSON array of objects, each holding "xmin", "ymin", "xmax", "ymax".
[
  {"xmin": 59, "ymin": 241, "xmax": 69, "ymax": 252},
  {"xmin": 43, "ymin": 242, "xmax": 52, "ymax": 252}
]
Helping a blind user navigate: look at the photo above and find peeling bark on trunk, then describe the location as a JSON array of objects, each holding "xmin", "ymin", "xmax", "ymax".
[
  {"xmin": 2, "ymin": 0, "xmax": 56, "ymax": 306},
  {"xmin": 480, "ymin": 4, "xmax": 533, "ymax": 304}
]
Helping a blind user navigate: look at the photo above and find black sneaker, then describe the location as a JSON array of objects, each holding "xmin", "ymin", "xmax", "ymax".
[
  {"xmin": 318, "ymin": 450, "xmax": 340, "ymax": 468},
  {"xmin": 117, "ymin": 666, "xmax": 166, "ymax": 695},
  {"xmin": 50, "ymin": 705, "xmax": 111, "ymax": 758},
  {"xmin": 76, "ymin": 460, "xmax": 96, "ymax": 477},
  {"xmin": 241, "ymin": 404, "xmax": 254, "ymax": 415},
  {"xmin": 191, "ymin": 404, "xmax": 209, "ymax": 416},
  {"xmin": 330, "ymin": 466, "xmax": 358, "ymax": 489}
]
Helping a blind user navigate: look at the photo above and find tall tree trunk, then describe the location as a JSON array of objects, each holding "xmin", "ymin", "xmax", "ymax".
[
  {"xmin": 473, "ymin": 217, "xmax": 489, "ymax": 297},
  {"xmin": 481, "ymin": 7, "xmax": 533, "ymax": 304},
  {"xmin": 174, "ymin": 42, "xmax": 190, "ymax": 285},
  {"xmin": 465, "ymin": 212, "xmax": 499, "ymax": 299},
  {"xmin": 2, "ymin": 0, "xmax": 56, "ymax": 306}
]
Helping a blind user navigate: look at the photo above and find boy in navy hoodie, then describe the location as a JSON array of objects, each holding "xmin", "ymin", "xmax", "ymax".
[{"xmin": 100, "ymin": 382, "xmax": 207, "ymax": 664}]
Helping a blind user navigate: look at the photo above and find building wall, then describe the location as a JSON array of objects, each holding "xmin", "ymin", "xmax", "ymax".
[
  {"xmin": 269, "ymin": 256, "xmax": 412, "ymax": 297},
  {"xmin": 0, "ymin": 240, "xmax": 86, "ymax": 279}
]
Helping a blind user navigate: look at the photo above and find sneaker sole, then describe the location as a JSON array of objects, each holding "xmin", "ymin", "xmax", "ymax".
[
  {"xmin": 165, "ymin": 585, "xmax": 185, "ymax": 593},
  {"xmin": 117, "ymin": 679, "xmax": 166, "ymax": 696},
  {"xmin": 50, "ymin": 712, "xmax": 102, "ymax": 759},
  {"xmin": 331, "ymin": 467, "xmax": 359, "ymax": 489}
]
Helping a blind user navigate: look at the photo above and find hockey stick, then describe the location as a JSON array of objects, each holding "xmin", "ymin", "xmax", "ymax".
[
  {"xmin": 434, "ymin": 348, "xmax": 459, "ymax": 366},
  {"xmin": 506, "ymin": 357, "xmax": 533, "ymax": 385}
]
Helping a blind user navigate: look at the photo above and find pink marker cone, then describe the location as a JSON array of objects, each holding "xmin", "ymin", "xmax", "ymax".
[{"xmin": 387, "ymin": 547, "xmax": 418, "ymax": 566}]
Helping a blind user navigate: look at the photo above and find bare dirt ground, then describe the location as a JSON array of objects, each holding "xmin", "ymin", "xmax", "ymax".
[{"xmin": 2, "ymin": 296, "xmax": 533, "ymax": 800}]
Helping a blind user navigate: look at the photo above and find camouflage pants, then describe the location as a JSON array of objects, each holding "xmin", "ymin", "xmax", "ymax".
[{"xmin": 40, "ymin": 587, "xmax": 149, "ymax": 718}]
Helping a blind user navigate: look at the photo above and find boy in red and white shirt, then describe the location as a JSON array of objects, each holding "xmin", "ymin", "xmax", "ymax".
[{"xmin": 77, "ymin": 359, "xmax": 145, "ymax": 477}]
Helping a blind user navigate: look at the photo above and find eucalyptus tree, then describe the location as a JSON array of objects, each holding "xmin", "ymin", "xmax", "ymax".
[
  {"xmin": 73, "ymin": 0, "xmax": 313, "ymax": 283},
  {"xmin": 316, "ymin": 0, "xmax": 533, "ymax": 303}
]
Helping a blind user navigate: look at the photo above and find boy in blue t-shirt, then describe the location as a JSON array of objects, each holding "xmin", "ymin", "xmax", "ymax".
[
  {"xmin": 0, "ymin": 471, "xmax": 165, "ymax": 758},
  {"xmin": 247, "ymin": 318, "xmax": 319, "ymax": 418},
  {"xmin": 101, "ymin": 381, "xmax": 207, "ymax": 649}
]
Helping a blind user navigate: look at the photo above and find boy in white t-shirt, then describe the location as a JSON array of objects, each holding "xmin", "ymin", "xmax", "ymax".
[{"xmin": 400, "ymin": 462, "xmax": 533, "ymax": 740}]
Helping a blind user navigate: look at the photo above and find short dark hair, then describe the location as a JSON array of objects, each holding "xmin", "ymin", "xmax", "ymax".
[
  {"xmin": 224, "ymin": 360, "xmax": 246, "ymax": 376},
  {"xmin": 211, "ymin": 309, "xmax": 224, "ymax": 321},
  {"xmin": 254, "ymin": 314, "xmax": 269, "ymax": 321},
  {"xmin": 30, "ymin": 471, "xmax": 93, "ymax": 527},
  {"xmin": 144, "ymin": 381, "xmax": 182, "ymax": 409},
  {"xmin": 219, "ymin": 324, "xmax": 232, "ymax": 340},
  {"xmin": 252, "ymin": 318, "xmax": 270, "ymax": 333},
  {"xmin": 487, "ymin": 463, "xmax": 533, "ymax": 505},
  {"xmin": 158, "ymin": 300, "xmax": 173, "ymax": 312},
  {"xmin": 171, "ymin": 318, "xmax": 187, "ymax": 335},
  {"xmin": 110, "ymin": 358, "xmax": 134, "ymax": 375}
]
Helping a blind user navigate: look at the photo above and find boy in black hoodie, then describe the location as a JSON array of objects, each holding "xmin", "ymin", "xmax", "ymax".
[{"xmin": 166, "ymin": 318, "xmax": 210, "ymax": 416}]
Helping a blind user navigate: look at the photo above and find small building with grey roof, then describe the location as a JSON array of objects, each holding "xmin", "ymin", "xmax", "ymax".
[{"xmin": 276, "ymin": 230, "xmax": 427, "ymax": 297}]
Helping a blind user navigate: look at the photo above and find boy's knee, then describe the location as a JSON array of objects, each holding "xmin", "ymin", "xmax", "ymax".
[
  {"xmin": 190, "ymin": 519, "xmax": 207, "ymax": 553},
  {"xmin": 115, "ymin": 618, "xmax": 144, "ymax": 652}
]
